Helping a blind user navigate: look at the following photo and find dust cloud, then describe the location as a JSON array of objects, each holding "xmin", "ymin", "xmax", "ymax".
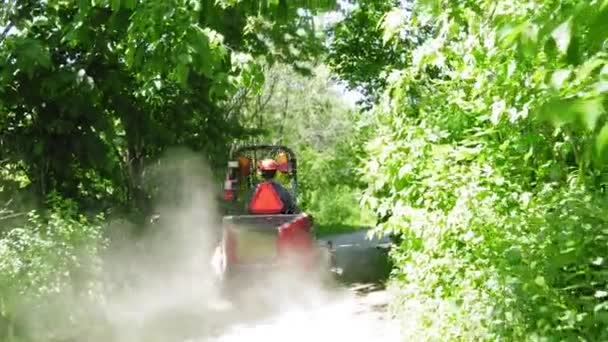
[
  {"xmin": 99, "ymin": 148, "xmax": 224, "ymax": 341},
  {"xmin": 96, "ymin": 148, "xmax": 346, "ymax": 342}
]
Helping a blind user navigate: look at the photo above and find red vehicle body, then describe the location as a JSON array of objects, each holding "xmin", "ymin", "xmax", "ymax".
[{"xmin": 210, "ymin": 145, "xmax": 334, "ymax": 291}]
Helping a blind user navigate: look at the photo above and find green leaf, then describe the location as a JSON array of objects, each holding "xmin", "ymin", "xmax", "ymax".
[
  {"xmin": 595, "ymin": 123, "xmax": 608, "ymax": 156},
  {"xmin": 579, "ymin": 97, "xmax": 605, "ymax": 130},
  {"xmin": 177, "ymin": 53, "xmax": 192, "ymax": 64},
  {"xmin": 519, "ymin": 23, "xmax": 539, "ymax": 58},
  {"xmin": 505, "ymin": 246, "xmax": 522, "ymax": 265},
  {"xmin": 15, "ymin": 39, "xmax": 52, "ymax": 78},
  {"xmin": 534, "ymin": 276, "xmax": 547, "ymax": 287},
  {"xmin": 497, "ymin": 24, "xmax": 519, "ymax": 47},
  {"xmin": 576, "ymin": 55, "xmax": 606, "ymax": 82},
  {"xmin": 566, "ymin": 33, "xmax": 581, "ymax": 65},
  {"xmin": 539, "ymin": 98, "xmax": 576, "ymax": 127},
  {"xmin": 34, "ymin": 142, "xmax": 44, "ymax": 156},
  {"xmin": 111, "ymin": 0, "xmax": 121, "ymax": 11},
  {"xmin": 417, "ymin": 0, "xmax": 441, "ymax": 16},
  {"xmin": 539, "ymin": 97, "xmax": 604, "ymax": 130},
  {"xmin": 79, "ymin": 0, "xmax": 91, "ymax": 11},
  {"xmin": 175, "ymin": 63, "xmax": 189, "ymax": 86},
  {"xmin": 524, "ymin": 147, "xmax": 534, "ymax": 162},
  {"xmin": 123, "ymin": 0, "xmax": 136, "ymax": 9}
]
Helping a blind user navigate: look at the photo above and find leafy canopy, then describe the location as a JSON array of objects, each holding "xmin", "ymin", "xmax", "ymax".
[{"xmin": 325, "ymin": 0, "xmax": 608, "ymax": 340}]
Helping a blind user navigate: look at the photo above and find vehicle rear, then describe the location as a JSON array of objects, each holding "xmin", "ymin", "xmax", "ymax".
[
  {"xmin": 220, "ymin": 214, "xmax": 317, "ymax": 275},
  {"xmin": 210, "ymin": 144, "xmax": 335, "ymax": 293}
]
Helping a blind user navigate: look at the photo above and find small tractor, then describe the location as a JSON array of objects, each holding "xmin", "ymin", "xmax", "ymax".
[{"xmin": 210, "ymin": 145, "xmax": 336, "ymax": 295}]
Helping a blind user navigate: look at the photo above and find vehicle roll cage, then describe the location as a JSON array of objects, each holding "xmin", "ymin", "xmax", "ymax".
[{"xmin": 224, "ymin": 144, "xmax": 298, "ymax": 204}]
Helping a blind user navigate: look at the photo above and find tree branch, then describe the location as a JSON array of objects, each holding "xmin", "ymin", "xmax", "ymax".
[
  {"xmin": 0, "ymin": 21, "xmax": 15, "ymax": 43},
  {"xmin": 0, "ymin": 211, "xmax": 27, "ymax": 221}
]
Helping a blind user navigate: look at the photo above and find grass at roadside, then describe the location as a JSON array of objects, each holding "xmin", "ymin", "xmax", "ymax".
[{"xmin": 313, "ymin": 223, "xmax": 367, "ymax": 237}]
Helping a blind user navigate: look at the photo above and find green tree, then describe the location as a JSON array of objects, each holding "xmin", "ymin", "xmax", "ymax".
[
  {"xmin": 326, "ymin": 0, "xmax": 418, "ymax": 106},
  {"xmin": 345, "ymin": 0, "xmax": 608, "ymax": 339},
  {"xmin": 0, "ymin": 0, "xmax": 337, "ymax": 215}
]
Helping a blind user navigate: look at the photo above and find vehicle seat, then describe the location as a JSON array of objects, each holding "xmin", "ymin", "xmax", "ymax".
[{"xmin": 248, "ymin": 182, "xmax": 285, "ymax": 214}]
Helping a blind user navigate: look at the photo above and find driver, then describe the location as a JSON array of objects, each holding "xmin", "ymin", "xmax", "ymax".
[{"xmin": 246, "ymin": 159, "xmax": 296, "ymax": 214}]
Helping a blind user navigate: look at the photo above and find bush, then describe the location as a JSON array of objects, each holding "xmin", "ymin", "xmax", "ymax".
[
  {"xmin": 0, "ymin": 195, "xmax": 106, "ymax": 341},
  {"xmin": 364, "ymin": 124, "xmax": 608, "ymax": 340},
  {"xmin": 297, "ymin": 143, "xmax": 375, "ymax": 234},
  {"xmin": 358, "ymin": 0, "xmax": 608, "ymax": 339}
]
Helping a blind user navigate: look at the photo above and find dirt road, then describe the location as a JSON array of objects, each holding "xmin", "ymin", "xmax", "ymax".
[{"xmin": 207, "ymin": 283, "xmax": 399, "ymax": 342}]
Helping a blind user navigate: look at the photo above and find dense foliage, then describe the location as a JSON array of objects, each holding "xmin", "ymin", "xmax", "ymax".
[
  {"xmin": 329, "ymin": 0, "xmax": 608, "ymax": 340},
  {"xmin": 0, "ymin": 196, "xmax": 105, "ymax": 340},
  {"xmin": 0, "ymin": 0, "xmax": 335, "ymax": 215},
  {"xmin": 0, "ymin": 0, "xmax": 339, "ymax": 340},
  {"xmin": 326, "ymin": 0, "xmax": 412, "ymax": 106}
]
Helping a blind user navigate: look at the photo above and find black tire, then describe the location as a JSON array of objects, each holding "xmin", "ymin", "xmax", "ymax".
[{"xmin": 315, "ymin": 245, "xmax": 338, "ymax": 288}]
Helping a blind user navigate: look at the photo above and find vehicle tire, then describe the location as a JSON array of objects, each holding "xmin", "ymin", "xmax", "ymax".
[{"xmin": 315, "ymin": 244, "xmax": 338, "ymax": 288}]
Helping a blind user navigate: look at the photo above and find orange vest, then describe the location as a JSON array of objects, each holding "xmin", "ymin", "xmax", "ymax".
[{"xmin": 248, "ymin": 182, "xmax": 285, "ymax": 214}]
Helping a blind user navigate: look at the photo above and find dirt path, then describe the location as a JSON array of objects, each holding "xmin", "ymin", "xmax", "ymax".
[{"xmin": 206, "ymin": 283, "xmax": 399, "ymax": 342}]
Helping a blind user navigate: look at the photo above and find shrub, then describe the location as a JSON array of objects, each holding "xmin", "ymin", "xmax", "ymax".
[
  {"xmin": 359, "ymin": 0, "xmax": 608, "ymax": 339},
  {"xmin": 0, "ymin": 195, "xmax": 106, "ymax": 341}
]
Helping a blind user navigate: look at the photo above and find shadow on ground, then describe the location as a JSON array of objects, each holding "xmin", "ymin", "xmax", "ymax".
[{"xmin": 321, "ymin": 227, "xmax": 393, "ymax": 284}]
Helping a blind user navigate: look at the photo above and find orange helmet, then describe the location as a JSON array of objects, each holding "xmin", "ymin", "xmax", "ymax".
[
  {"xmin": 277, "ymin": 152, "xmax": 290, "ymax": 172},
  {"xmin": 277, "ymin": 152, "xmax": 288, "ymax": 164},
  {"xmin": 258, "ymin": 159, "xmax": 279, "ymax": 171}
]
